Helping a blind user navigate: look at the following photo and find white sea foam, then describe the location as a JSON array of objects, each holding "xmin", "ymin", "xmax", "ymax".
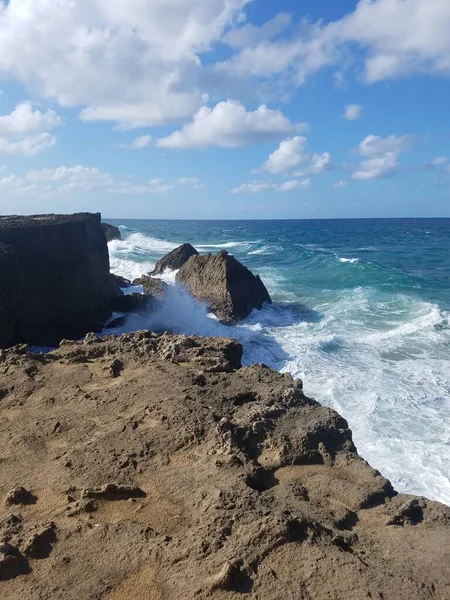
[{"xmin": 339, "ymin": 257, "xmax": 359, "ymax": 263}]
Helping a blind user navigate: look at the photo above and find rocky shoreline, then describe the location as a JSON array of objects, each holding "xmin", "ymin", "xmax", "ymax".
[{"xmin": 0, "ymin": 213, "xmax": 449, "ymax": 598}]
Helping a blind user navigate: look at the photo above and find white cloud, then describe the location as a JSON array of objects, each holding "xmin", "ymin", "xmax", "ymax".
[
  {"xmin": 0, "ymin": 133, "xmax": 56, "ymax": 157},
  {"xmin": 119, "ymin": 135, "xmax": 152, "ymax": 150},
  {"xmin": 0, "ymin": 0, "xmax": 250, "ymax": 129},
  {"xmin": 352, "ymin": 134, "xmax": 416, "ymax": 180},
  {"xmin": 178, "ymin": 177, "xmax": 205, "ymax": 189},
  {"xmin": 278, "ymin": 178, "xmax": 311, "ymax": 192},
  {"xmin": 343, "ymin": 104, "xmax": 362, "ymax": 121},
  {"xmin": 1, "ymin": 164, "xmax": 175, "ymax": 198},
  {"xmin": 333, "ymin": 180, "xmax": 348, "ymax": 188},
  {"xmin": 231, "ymin": 177, "xmax": 311, "ymax": 194},
  {"xmin": 0, "ymin": 101, "xmax": 61, "ymax": 156},
  {"xmin": 231, "ymin": 181, "xmax": 277, "ymax": 194},
  {"xmin": 294, "ymin": 152, "xmax": 331, "ymax": 177},
  {"xmin": 156, "ymin": 101, "xmax": 305, "ymax": 149},
  {"xmin": 216, "ymin": 0, "xmax": 450, "ymax": 92},
  {"xmin": 223, "ymin": 13, "xmax": 292, "ymax": 49},
  {"xmin": 261, "ymin": 136, "xmax": 308, "ymax": 173}
]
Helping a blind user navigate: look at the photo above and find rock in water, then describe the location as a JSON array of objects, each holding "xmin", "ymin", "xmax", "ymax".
[
  {"xmin": 0, "ymin": 213, "xmax": 118, "ymax": 347},
  {"xmin": 176, "ymin": 250, "xmax": 272, "ymax": 324},
  {"xmin": 135, "ymin": 276, "xmax": 169, "ymax": 299},
  {"xmin": 151, "ymin": 243, "xmax": 199, "ymax": 275},
  {"xmin": 101, "ymin": 222, "xmax": 121, "ymax": 242}
]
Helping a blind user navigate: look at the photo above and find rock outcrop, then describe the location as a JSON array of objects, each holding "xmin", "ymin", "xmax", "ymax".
[
  {"xmin": 101, "ymin": 222, "xmax": 121, "ymax": 242},
  {"xmin": 0, "ymin": 213, "xmax": 119, "ymax": 347},
  {"xmin": 177, "ymin": 250, "xmax": 272, "ymax": 324},
  {"xmin": 134, "ymin": 275, "xmax": 169, "ymax": 299},
  {"xmin": 151, "ymin": 243, "xmax": 198, "ymax": 275},
  {"xmin": 0, "ymin": 331, "xmax": 448, "ymax": 599}
]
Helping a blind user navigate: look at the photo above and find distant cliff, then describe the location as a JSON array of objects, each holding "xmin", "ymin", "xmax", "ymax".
[{"xmin": 0, "ymin": 213, "xmax": 117, "ymax": 347}]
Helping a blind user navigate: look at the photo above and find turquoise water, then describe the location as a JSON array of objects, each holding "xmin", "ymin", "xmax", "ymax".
[{"xmin": 107, "ymin": 218, "xmax": 450, "ymax": 504}]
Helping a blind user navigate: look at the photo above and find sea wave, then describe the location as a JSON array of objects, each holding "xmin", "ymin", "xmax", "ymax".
[{"xmin": 103, "ymin": 224, "xmax": 450, "ymax": 505}]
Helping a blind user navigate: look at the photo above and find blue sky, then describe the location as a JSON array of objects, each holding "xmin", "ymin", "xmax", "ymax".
[{"xmin": 0, "ymin": 0, "xmax": 449, "ymax": 219}]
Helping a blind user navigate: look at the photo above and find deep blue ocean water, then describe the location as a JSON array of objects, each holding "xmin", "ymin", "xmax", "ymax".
[{"xmin": 106, "ymin": 218, "xmax": 450, "ymax": 504}]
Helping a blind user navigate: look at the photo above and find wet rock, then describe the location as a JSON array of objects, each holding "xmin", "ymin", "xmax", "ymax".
[
  {"xmin": 135, "ymin": 276, "xmax": 169, "ymax": 299},
  {"xmin": 101, "ymin": 222, "xmax": 121, "ymax": 242},
  {"xmin": 176, "ymin": 250, "xmax": 272, "ymax": 324},
  {"xmin": 151, "ymin": 243, "xmax": 199, "ymax": 276},
  {"xmin": 111, "ymin": 274, "xmax": 132, "ymax": 289}
]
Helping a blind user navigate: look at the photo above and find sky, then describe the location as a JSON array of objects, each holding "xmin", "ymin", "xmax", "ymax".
[{"xmin": 0, "ymin": 0, "xmax": 449, "ymax": 220}]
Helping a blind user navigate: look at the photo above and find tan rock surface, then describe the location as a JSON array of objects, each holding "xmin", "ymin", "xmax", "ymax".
[{"xmin": 0, "ymin": 331, "xmax": 449, "ymax": 599}]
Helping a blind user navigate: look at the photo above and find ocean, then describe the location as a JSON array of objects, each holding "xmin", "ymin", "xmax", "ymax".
[{"xmin": 106, "ymin": 218, "xmax": 450, "ymax": 505}]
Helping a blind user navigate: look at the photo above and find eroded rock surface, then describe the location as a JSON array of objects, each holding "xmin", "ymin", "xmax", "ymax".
[
  {"xmin": 0, "ymin": 331, "xmax": 449, "ymax": 599},
  {"xmin": 177, "ymin": 250, "xmax": 272, "ymax": 324},
  {"xmin": 151, "ymin": 243, "xmax": 199, "ymax": 275}
]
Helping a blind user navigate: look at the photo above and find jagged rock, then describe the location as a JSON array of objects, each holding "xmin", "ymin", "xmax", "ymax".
[
  {"xmin": 111, "ymin": 293, "xmax": 152, "ymax": 313},
  {"xmin": 176, "ymin": 250, "xmax": 272, "ymax": 324},
  {"xmin": 134, "ymin": 276, "xmax": 169, "ymax": 299},
  {"xmin": 151, "ymin": 243, "xmax": 199, "ymax": 275},
  {"xmin": 5, "ymin": 487, "xmax": 36, "ymax": 506},
  {"xmin": 0, "ymin": 213, "xmax": 118, "ymax": 346},
  {"xmin": 111, "ymin": 274, "xmax": 132, "ymax": 288},
  {"xmin": 0, "ymin": 331, "xmax": 449, "ymax": 599},
  {"xmin": 101, "ymin": 222, "xmax": 121, "ymax": 242}
]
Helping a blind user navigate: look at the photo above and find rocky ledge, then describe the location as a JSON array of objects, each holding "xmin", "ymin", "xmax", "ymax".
[{"xmin": 0, "ymin": 331, "xmax": 448, "ymax": 599}]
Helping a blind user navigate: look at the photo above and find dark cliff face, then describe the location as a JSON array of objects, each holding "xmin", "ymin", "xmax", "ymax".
[{"xmin": 0, "ymin": 213, "xmax": 114, "ymax": 346}]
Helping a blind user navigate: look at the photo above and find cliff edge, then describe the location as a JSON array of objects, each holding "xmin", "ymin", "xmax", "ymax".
[{"xmin": 0, "ymin": 331, "xmax": 448, "ymax": 599}]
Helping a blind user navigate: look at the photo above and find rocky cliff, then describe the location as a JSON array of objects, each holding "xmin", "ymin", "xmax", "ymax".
[
  {"xmin": 0, "ymin": 213, "xmax": 118, "ymax": 347},
  {"xmin": 0, "ymin": 331, "xmax": 448, "ymax": 599}
]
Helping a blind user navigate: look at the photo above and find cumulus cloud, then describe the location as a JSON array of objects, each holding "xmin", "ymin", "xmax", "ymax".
[
  {"xmin": 0, "ymin": 0, "xmax": 250, "ymax": 129},
  {"xmin": 231, "ymin": 178, "xmax": 310, "ymax": 194},
  {"xmin": 0, "ymin": 101, "xmax": 61, "ymax": 156},
  {"xmin": 217, "ymin": 0, "xmax": 450, "ymax": 91},
  {"xmin": 294, "ymin": 152, "xmax": 331, "ymax": 177},
  {"xmin": 119, "ymin": 135, "xmax": 152, "ymax": 150},
  {"xmin": 333, "ymin": 180, "xmax": 348, "ymax": 188},
  {"xmin": 260, "ymin": 136, "xmax": 308, "ymax": 173},
  {"xmin": 352, "ymin": 134, "xmax": 416, "ymax": 180},
  {"xmin": 156, "ymin": 101, "xmax": 305, "ymax": 149},
  {"xmin": 343, "ymin": 104, "xmax": 362, "ymax": 120}
]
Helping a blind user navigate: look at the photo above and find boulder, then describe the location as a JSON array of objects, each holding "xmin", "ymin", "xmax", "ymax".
[
  {"xmin": 0, "ymin": 213, "xmax": 119, "ymax": 346},
  {"xmin": 133, "ymin": 276, "xmax": 168, "ymax": 299},
  {"xmin": 111, "ymin": 274, "xmax": 132, "ymax": 289},
  {"xmin": 101, "ymin": 222, "xmax": 121, "ymax": 242},
  {"xmin": 151, "ymin": 243, "xmax": 198, "ymax": 275},
  {"xmin": 176, "ymin": 250, "xmax": 272, "ymax": 324}
]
